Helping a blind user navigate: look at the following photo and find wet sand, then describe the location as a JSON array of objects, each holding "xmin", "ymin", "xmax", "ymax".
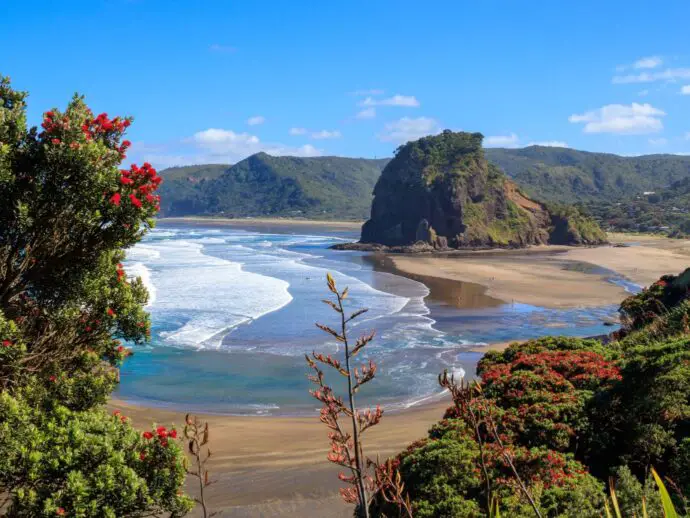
[
  {"xmin": 109, "ymin": 397, "xmax": 450, "ymax": 517},
  {"xmin": 389, "ymin": 236, "xmax": 690, "ymax": 309}
]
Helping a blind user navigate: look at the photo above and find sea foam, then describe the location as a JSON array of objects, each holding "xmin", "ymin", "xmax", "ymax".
[{"xmin": 126, "ymin": 238, "xmax": 293, "ymax": 348}]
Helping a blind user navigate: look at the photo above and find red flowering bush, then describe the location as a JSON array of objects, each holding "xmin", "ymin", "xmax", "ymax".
[
  {"xmin": 474, "ymin": 345, "xmax": 621, "ymax": 452},
  {"xmin": 376, "ymin": 416, "xmax": 605, "ymax": 517},
  {"xmin": 0, "ymin": 75, "xmax": 191, "ymax": 515}
]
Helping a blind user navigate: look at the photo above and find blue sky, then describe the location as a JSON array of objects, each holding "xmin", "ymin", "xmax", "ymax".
[{"xmin": 3, "ymin": 0, "xmax": 690, "ymax": 167}]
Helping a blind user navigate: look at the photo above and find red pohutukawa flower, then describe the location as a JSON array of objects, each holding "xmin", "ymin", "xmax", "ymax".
[
  {"xmin": 143, "ymin": 431, "xmax": 154, "ymax": 440},
  {"xmin": 116, "ymin": 263, "xmax": 126, "ymax": 282},
  {"xmin": 2, "ymin": 340, "xmax": 11, "ymax": 347},
  {"xmin": 129, "ymin": 193, "xmax": 142, "ymax": 208},
  {"xmin": 107, "ymin": 307, "xmax": 116, "ymax": 317},
  {"xmin": 109, "ymin": 193, "xmax": 121, "ymax": 206}
]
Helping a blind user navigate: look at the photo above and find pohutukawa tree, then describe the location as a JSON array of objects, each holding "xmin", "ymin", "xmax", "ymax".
[{"xmin": 0, "ymin": 75, "xmax": 192, "ymax": 515}]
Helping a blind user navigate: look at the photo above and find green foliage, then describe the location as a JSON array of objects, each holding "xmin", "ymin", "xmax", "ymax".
[
  {"xmin": 158, "ymin": 153, "xmax": 389, "ymax": 219},
  {"xmin": 0, "ymin": 391, "xmax": 192, "ymax": 517},
  {"xmin": 546, "ymin": 203, "xmax": 608, "ymax": 245},
  {"xmin": 618, "ymin": 269, "xmax": 690, "ymax": 335},
  {"xmin": 397, "ymin": 434, "xmax": 482, "ymax": 518},
  {"xmin": 486, "ymin": 146, "xmax": 690, "ymax": 205},
  {"xmin": 485, "ymin": 146, "xmax": 690, "ymax": 236},
  {"xmin": 610, "ymin": 465, "xmax": 663, "ymax": 518},
  {"xmin": 0, "ymin": 75, "xmax": 190, "ymax": 515}
]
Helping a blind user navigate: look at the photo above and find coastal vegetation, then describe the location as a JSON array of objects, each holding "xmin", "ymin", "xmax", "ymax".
[
  {"xmin": 0, "ymin": 76, "xmax": 192, "ymax": 515},
  {"xmin": 582, "ymin": 177, "xmax": 690, "ymax": 237},
  {"xmin": 307, "ymin": 274, "xmax": 412, "ymax": 517},
  {"xmin": 364, "ymin": 267, "xmax": 690, "ymax": 517},
  {"xmin": 486, "ymin": 146, "xmax": 690, "ymax": 237}
]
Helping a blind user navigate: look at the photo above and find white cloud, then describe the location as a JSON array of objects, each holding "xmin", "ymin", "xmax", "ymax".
[
  {"xmin": 685, "ymin": 132, "xmax": 690, "ymax": 141},
  {"xmin": 634, "ymin": 56, "xmax": 663, "ymax": 69},
  {"xmin": 648, "ymin": 138, "xmax": 668, "ymax": 146},
  {"xmin": 289, "ymin": 127, "xmax": 307, "ymax": 136},
  {"xmin": 569, "ymin": 103, "xmax": 665, "ymax": 134},
  {"xmin": 189, "ymin": 128, "xmax": 322, "ymax": 162},
  {"xmin": 209, "ymin": 44, "xmax": 236, "ymax": 53},
  {"xmin": 310, "ymin": 130, "xmax": 342, "ymax": 140},
  {"xmin": 131, "ymin": 129, "xmax": 325, "ymax": 169},
  {"xmin": 378, "ymin": 117, "xmax": 440, "ymax": 143},
  {"xmin": 527, "ymin": 141, "xmax": 569, "ymax": 148},
  {"xmin": 247, "ymin": 115, "xmax": 265, "ymax": 126},
  {"xmin": 613, "ymin": 68, "xmax": 690, "ymax": 84},
  {"xmin": 484, "ymin": 133, "xmax": 520, "ymax": 148},
  {"xmin": 361, "ymin": 94, "xmax": 420, "ymax": 107},
  {"xmin": 355, "ymin": 107, "xmax": 376, "ymax": 119},
  {"xmin": 681, "ymin": 85, "xmax": 690, "ymax": 95},
  {"xmin": 350, "ymin": 89, "xmax": 385, "ymax": 96}
]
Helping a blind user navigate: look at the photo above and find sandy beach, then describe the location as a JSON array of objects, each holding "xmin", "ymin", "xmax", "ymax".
[
  {"xmin": 389, "ymin": 235, "xmax": 690, "ymax": 309},
  {"xmin": 110, "ymin": 397, "xmax": 451, "ymax": 517}
]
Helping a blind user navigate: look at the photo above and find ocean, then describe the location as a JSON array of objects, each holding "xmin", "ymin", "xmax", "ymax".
[{"xmin": 116, "ymin": 222, "xmax": 626, "ymax": 415}]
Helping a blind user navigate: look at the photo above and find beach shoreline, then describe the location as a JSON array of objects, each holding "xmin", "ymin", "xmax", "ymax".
[
  {"xmin": 115, "ymin": 226, "xmax": 690, "ymax": 515},
  {"xmin": 384, "ymin": 236, "xmax": 690, "ymax": 309},
  {"xmin": 157, "ymin": 216, "xmax": 364, "ymax": 230},
  {"xmin": 109, "ymin": 395, "xmax": 453, "ymax": 517}
]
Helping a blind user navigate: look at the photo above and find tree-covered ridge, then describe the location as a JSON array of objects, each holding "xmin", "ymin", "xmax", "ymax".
[
  {"xmin": 486, "ymin": 146, "xmax": 690, "ymax": 204},
  {"xmin": 360, "ymin": 131, "xmax": 606, "ymax": 248},
  {"xmin": 156, "ymin": 144, "xmax": 690, "ymax": 235},
  {"xmin": 158, "ymin": 153, "xmax": 389, "ymax": 219},
  {"xmin": 583, "ymin": 176, "xmax": 690, "ymax": 237}
]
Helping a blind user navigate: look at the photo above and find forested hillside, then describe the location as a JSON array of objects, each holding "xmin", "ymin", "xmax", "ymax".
[
  {"xmin": 158, "ymin": 146, "xmax": 690, "ymax": 234},
  {"xmin": 158, "ymin": 153, "xmax": 388, "ymax": 219},
  {"xmin": 485, "ymin": 146, "xmax": 690, "ymax": 204}
]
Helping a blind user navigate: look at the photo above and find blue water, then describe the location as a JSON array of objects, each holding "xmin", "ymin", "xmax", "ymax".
[{"xmin": 116, "ymin": 223, "xmax": 631, "ymax": 415}]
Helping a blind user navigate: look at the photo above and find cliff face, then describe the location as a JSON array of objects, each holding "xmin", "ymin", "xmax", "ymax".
[{"xmin": 360, "ymin": 131, "xmax": 606, "ymax": 248}]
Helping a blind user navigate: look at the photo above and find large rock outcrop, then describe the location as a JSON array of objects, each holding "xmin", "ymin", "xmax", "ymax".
[{"xmin": 360, "ymin": 131, "xmax": 607, "ymax": 248}]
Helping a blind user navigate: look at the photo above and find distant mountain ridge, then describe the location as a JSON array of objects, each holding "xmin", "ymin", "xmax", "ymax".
[
  {"xmin": 485, "ymin": 146, "xmax": 690, "ymax": 204},
  {"xmin": 158, "ymin": 153, "xmax": 389, "ymax": 219},
  {"xmin": 157, "ymin": 146, "xmax": 690, "ymax": 221}
]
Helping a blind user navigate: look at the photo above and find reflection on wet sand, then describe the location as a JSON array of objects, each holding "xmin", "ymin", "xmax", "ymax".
[{"xmin": 362, "ymin": 253, "xmax": 504, "ymax": 309}]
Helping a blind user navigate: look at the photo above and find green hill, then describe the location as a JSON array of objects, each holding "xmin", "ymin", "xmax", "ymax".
[
  {"xmin": 156, "ymin": 146, "xmax": 690, "ymax": 234},
  {"xmin": 485, "ymin": 146, "xmax": 690, "ymax": 204},
  {"xmin": 584, "ymin": 176, "xmax": 690, "ymax": 236},
  {"xmin": 158, "ymin": 153, "xmax": 388, "ymax": 219}
]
